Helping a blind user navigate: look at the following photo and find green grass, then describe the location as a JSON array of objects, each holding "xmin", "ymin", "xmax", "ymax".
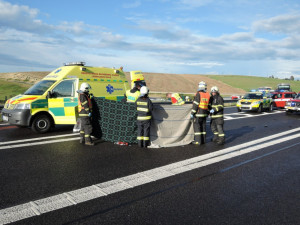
[
  {"xmin": 206, "ymin": 75, "xmax": 300, "ymax": 92},
  {"xmin": 0, "ymin": 79, "xmax": 30, "ymax": 103}
]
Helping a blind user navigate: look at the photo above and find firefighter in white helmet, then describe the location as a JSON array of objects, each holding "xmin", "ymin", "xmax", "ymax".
[
  {"xmin": 77, "ymin": 83, "xmax": 94, "ymax": 146},
  {"xmin": 209, "ymin": 86, "xmax": 225, "ymax": 145},
  {"xmin": 190, "ymin": 81, "xmax": 210, "ymax": 145},
  {"xmin": 135, "ymin": 86, "xmax": 153, "ymax": 148}
]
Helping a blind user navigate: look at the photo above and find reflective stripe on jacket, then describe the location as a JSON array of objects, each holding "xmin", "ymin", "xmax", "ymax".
[
  {"xmin": 192, "ymin": 91, "xmax": 210, "ymax": 117},
  {"xmin": 209, "ymin": 94, "xmax": 224, "ymax": 120},
  {"xmin": 78, "ymin": 93, "xmax": 92, "ymax": 117},
  {"xmin": 135, "ymin": 97, "xmax": 153, "ymax": 121}
]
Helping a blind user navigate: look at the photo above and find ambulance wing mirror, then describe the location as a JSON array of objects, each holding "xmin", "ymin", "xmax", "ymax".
[{"xmin": 47, "ymin": 91, "xmax": 53, "ymax": 99}]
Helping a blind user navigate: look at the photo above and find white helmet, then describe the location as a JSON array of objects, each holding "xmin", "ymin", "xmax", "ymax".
[
  {"xmin": 140, "ymin": 86, "xmax": 149, "ymax": 96},
  {"xmin": 198, "ymin": 81, "xmax": 207, "ymax": 91},
  {"xmin": 211, "ymin": 86, "xmax": 219, "ymax": 93},
  {"xmin": 80, "ymin": 83, "xmax": 92, "ymax": 92}
]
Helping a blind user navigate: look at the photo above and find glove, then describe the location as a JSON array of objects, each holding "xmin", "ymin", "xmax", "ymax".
[
  {"xmin": 190, "ymin": 114, "xmax": 194, "ymax": 119},
  {"xmin": 210, "ymin": 109, "xmax": 214, "ymax": 114},
  {"xmin": 88, "ymin": 112, "xmax": 92, "ymax": 117}
]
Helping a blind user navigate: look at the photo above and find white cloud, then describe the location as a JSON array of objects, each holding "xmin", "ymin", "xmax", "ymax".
[
  {"xmin": 253, "ymin": 14, "xmax": 300, "ymax": 34},
  {"xmin": 0, "ymin": 0, "xmax": 51, "ymax": 33}
]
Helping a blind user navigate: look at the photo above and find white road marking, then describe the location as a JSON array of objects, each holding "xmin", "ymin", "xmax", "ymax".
[
  {"xmin": 0, "ymin": 133, "xmax": 79, "ymax": 146},
  {"xmin": 0, "ymin": 137, "xmax": 80, "ymax": 150},
  {"xmin": 0, "ymin": 128, "xmax": 299, "ymax": 224}
]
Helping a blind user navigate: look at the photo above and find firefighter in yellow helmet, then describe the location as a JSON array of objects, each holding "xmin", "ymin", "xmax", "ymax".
[
  {"xmin": 77, "ymin": 83, "xmax": 94, "ymax": 146},
  {"xmin": 190, "ymin": 81, "xmax": 210, "ymax": 145},
  {"xmin": 209, "ymin": 86, "xmax": 225, "ymax": 145}
]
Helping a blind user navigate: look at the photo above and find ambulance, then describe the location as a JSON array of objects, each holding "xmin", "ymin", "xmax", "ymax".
[{"xmin": 1, "ymin": 62, "xmax": 132, "ymax": 133}]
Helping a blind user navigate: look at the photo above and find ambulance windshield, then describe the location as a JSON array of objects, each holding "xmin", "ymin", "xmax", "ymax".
[{"xmin": 24, "ymin": 80, "xmax": 56, "ymax": 95}]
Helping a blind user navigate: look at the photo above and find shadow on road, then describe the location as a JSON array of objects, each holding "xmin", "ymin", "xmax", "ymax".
[{"xmin": 225, "ymin": 126, "xmax": 255, "ymax": 144}]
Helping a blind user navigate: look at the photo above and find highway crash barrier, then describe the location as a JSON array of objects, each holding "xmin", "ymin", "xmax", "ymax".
[{"xmin": 82, "ymin": 98, "xmax": 194, "ymax": 147}]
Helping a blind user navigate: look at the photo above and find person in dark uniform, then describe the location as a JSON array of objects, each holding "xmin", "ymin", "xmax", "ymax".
[
  {"xmin": 77, "ymin": 83, "xmax": 94, "ymax": 146},
  {"xmin": 190, "ymin": 81, "xmax": 210, "ymax": 145},
  {"xmin": 209, "ymin": 86, "xmax": 225, "ymax": 145},
  {"xmin": 135, "ymin": 86, "xmax": 153, "ymax": 148}
]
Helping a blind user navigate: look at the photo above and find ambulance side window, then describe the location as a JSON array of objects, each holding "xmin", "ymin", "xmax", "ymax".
[{"xmin": 52, "ymin": 80, "xmax": 75, "ymax": 98}]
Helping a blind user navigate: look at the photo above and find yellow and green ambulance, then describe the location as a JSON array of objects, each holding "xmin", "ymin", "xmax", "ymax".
[
  {"xmin": 236, "ymin": 91, "xmax": 273, "ymax": 113},
  {"xmin": 2, "ymin": 62, "xmax": 130, "ymax": 133}
]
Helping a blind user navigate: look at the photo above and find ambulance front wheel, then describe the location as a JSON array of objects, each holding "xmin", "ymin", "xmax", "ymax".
[{"xmin": 32, "ymin": 114, "xmax": 52, "ymax": 133}]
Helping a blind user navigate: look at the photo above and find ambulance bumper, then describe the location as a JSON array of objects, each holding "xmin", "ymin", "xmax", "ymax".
[{"xmin": 1, "ymin": 108, "xmax": 31, "ymax": 126}]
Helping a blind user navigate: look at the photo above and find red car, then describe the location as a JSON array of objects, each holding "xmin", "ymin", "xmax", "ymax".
[
  {"xmin": 285, "ymin": 92, "xmax": 300, "ymax": 114},
  {"xmin": 272, "ymin": 91, "xmax": 296, "ymax": 108}
]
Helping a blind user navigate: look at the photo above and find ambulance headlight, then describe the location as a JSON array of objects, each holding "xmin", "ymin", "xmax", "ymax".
[
  {"xmin": 14, "ymin": 103, "xmax": 31, "ymax": 109},
  {"xmin": 252, "ymin": 101, "xmax": 260, "ymax": 105}
]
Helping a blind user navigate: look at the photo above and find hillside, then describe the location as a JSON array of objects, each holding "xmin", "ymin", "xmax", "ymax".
[{"xmin": 0, "ymin": 71, "xmax": 245, "ymax": 96}]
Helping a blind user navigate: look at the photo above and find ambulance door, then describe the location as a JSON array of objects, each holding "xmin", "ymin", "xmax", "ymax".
[{"xmin": 48, "ymin": 79, "xmax": 78, "ymax": 124}]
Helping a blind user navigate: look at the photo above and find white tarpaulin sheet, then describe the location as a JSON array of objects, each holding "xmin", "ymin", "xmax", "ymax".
[{"xmin": 150, "ymin": 104, "xmax": 194, "ymax": 148}]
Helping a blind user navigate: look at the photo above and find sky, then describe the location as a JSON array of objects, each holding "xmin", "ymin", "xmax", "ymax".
[{"xmin": 0, "ymin": 0, "xmax": 300, "ymax": 79}]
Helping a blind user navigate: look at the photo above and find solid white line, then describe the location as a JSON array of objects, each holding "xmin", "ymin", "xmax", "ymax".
[
  {"xmin": 0, "ymin": 137, "xmax": 80, "ymax": 150},
  {"xmin": 0, "ymin": 129, "xmax": 299, "ymax": 224},
  {"xmin": 0, "ymin": 133, "xmax": 78, "ymax": 146}
]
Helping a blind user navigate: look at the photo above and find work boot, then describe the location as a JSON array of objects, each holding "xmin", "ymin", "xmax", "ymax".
[
  {"xmin": 217, "ymin": 137, "xmax": 225, "ymax": 145},
  {"xmin": 85, "ymin": 137, "xmax": 95, "ymax": 146},
  {"xmin": 211, "ymin": 135, "xmax": 218, "ymax": 143},
  {"xmin": 192, "ymin": 141, "xmax": 201, "ymax": 145}
]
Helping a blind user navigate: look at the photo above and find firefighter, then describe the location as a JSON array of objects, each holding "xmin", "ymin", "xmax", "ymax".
[
  {"xmin": 77, "ymin": 83, "xmax": 94, "ymax": 146},
  {"xmin": 166, "ymin": 93, "xmax": 185, "ymax": 105},
  {"xmin": 209, "ymin": 86, "xmax": 225, "ymax": 145},
  {"xmin": 126, "ymin": 81, "xmax": 143, "ymax": 103},
  {"xmin": 135, "ymin": 86, "xmax": 153, "ymax": 148},
  {"xmin": 190, "ymin": 81, "xmax": 210, "ymax": 145}
]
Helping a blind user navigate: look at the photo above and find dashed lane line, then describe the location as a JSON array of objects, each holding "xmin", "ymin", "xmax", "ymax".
[{"xmin": 0, "ymin": 128, "xmax": 299, "ymax": 224}]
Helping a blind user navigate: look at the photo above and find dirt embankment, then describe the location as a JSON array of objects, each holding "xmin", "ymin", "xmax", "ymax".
[{"xmin": 0, "ymin": 71, "xmax": 245, "ymax": 95}]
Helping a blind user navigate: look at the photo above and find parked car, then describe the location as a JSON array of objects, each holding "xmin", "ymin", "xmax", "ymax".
[
  {"xmin": 236, "ymin": 92, "xmax": 273, "ymax": 113},
  {"xmin": 285, "ymin": 92, "xmax": 300, "ymax": 114},
  {"xmin": 272, "ymin": 92, "xmax": 297, "ymax": 108}
]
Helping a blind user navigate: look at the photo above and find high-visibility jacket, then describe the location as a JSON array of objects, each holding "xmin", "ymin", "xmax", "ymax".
[
  {"xmin": 192, "ymin": 91, "xmax": 210, "ymax": 117},
  {"xmin": 126, "ymin": 89, "xmax": 140, "ymax": 103},
  {"xmin": 171, "ymin": 93, "xmax": 185, "ymax": 105},
  {"xmin": 135, "ymin": 97, "xmax": 153, "ymax": 121},
  {"xmin": 209, "ymin": 94, "xmax": 224, "ymax": 120},
  {"xmin": 78, "ymin": 92, "xmax": 92, "ymax": 117}
]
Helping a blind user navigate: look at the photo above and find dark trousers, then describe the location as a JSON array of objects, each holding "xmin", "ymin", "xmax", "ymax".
[
  {"xmin": 210, "ymin": 118, "xmax": 224, "ymax": 141},
  {"xmin": 80, "ymin": 116, "xmax": 93, "ymax": 141},
  {"xmin": 137, "ymin": 120, "xmax": 151, "ymax": 147},
  {"xmin": 193, "ymin": 117, "xmax": 207, "ymax": 144}
]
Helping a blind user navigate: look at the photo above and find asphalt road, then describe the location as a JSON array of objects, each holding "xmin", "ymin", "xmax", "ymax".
[{"xmin": 0, "ymin": 107, "xmax": 299, "ymax": 225}]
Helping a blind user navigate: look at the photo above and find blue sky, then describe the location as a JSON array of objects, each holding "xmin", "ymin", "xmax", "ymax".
[{"xmin": 0, "ymin": 0, "xmax": 300, "ymax": 79}]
